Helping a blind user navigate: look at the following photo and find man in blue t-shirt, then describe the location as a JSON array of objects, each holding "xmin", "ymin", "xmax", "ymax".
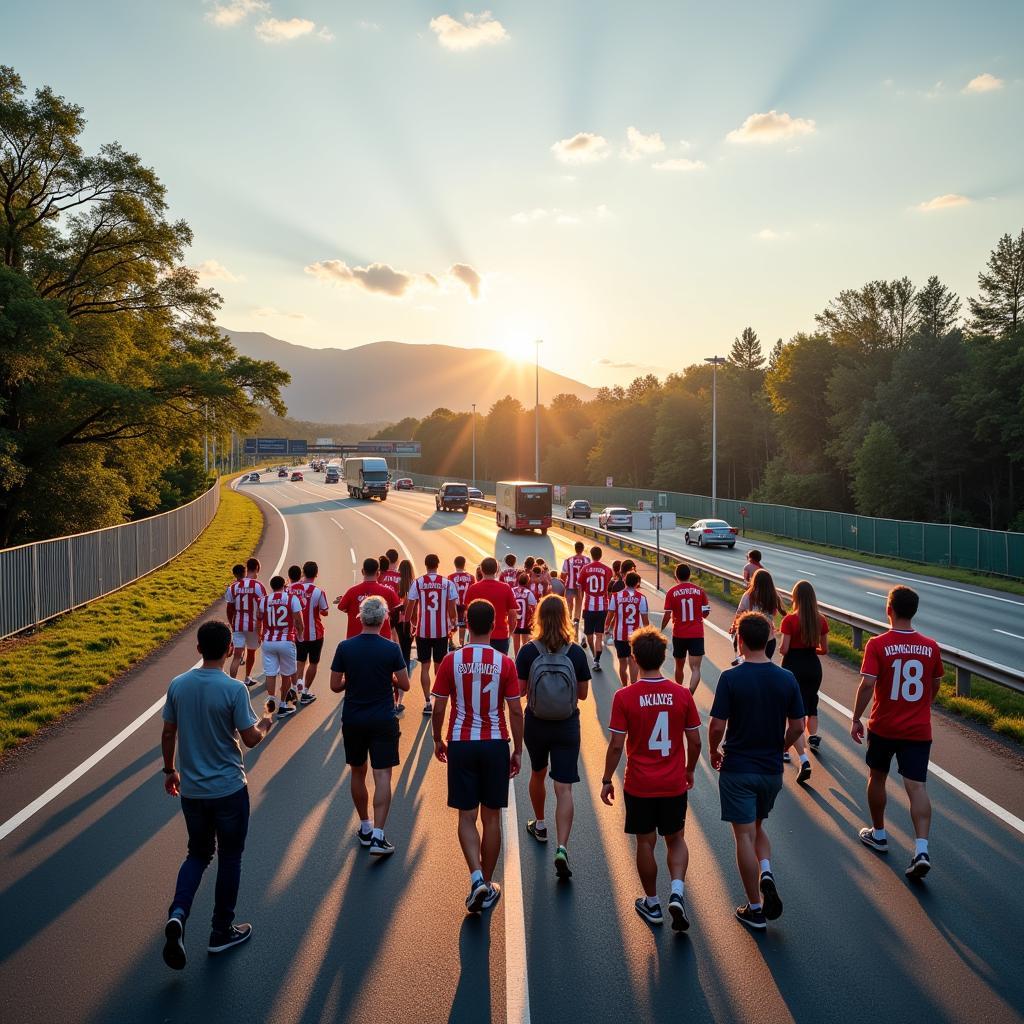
[
  {"xmin": 709, "ymin": 612, "xmax": 804, "ymax": 932},
  {"xmin": 331, "ymin": 596, "xmax": 411, "ymax": 857},
  {"xmin": 161, "ymin": 621, "xmax": 274, "ymax": 971}
]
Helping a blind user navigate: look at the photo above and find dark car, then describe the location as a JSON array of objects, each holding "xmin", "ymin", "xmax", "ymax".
[
  {"xmin": 394, "ymin": 478, "xmax": 414, "ymax": 490},
  {"xmin": 436, "ymin": 482, "xmax": 469, "ymax": 512},
  {"xmin": 277, "ymin": 468, "xmax": 288, "ymax": 478},
  {"xmin": 565, "ymin": 499, "xmax": 591, "ymax": 519},
  {"xmin": 243, "ymin": 472, "xmax": 260, "ymax": 484},
  {"xmin": 324, "ymin": 466, "xmax": 340, "ymax": 484}
]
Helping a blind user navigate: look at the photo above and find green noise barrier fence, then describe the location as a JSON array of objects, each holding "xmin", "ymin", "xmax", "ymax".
[{"xmin": 408, "ymin": 473, "xmax": 1023, "ymax": 579}]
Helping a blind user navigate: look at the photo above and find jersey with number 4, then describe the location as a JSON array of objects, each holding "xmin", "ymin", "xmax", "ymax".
[
  {"xmin": 609, "ymin": 678, "xmax": 701, "ymax": 798},
  {"xmin": 664, "ymin": 583, "xmax": 710, "ymax": 639},
  {"xmin": 607, "ymin": 588, "xmax": 649, "ymax": 642},
  {"xmin": 860, "ymin": 629, "xmax": 943, "ymax": 741}
]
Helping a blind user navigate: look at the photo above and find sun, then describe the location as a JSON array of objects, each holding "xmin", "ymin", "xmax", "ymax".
[{"xmin": 496, "ymin": 323, "xmax": 546, "ymax": 364}]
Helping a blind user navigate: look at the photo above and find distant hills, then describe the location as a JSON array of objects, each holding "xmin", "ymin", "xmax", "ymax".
[{"xmin": 224, "ymin": 330, "xmax": 598, "ymax": 423}]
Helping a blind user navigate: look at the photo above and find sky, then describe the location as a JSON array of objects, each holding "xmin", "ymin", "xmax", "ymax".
[{"xmin": 5, "ymin": 0, "xmax": 1023, "ymax": 385}]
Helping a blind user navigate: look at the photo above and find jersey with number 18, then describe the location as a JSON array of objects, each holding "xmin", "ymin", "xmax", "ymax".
[
  {"xmin": 860, "ymin": 628, "xmax": 943, "ymax": 741},
  {"xmin": 609, "ymin": 678, "xmax": 701, "ymax": 798}
]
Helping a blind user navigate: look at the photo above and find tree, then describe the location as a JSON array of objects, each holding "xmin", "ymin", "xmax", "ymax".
[
  {"xmin": 815, "ymin": 278, "xmax": 918, "ymax": 352},
  {"xmin": 852, "ymin": 422, "xmax": 918, "ymax": 518},
  {"xmin": 915, "ymin": 275, "xmax": 960, "ymax": 339},
  {"xmin": 969, "ymin": 229, "xmax": 1024, "ymax": 339},
  {"xmin": 729, "ymin": 327, "xmax": 765, "ymax": 372}
]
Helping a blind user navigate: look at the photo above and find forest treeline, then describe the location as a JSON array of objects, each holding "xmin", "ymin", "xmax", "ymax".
[{"xmin": 375, "ymin": 229, "xmax": 1024, "ymax": 532}]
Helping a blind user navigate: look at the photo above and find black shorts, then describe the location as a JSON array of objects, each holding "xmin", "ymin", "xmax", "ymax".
[
  {"xmin": 446, "ymin": 740, "xmax": 510, "ymax": 809},
  {"xmin": 614, "ymin": 640, "xmax": 632, "ymax": 659},
  {"xmin": 783, "ymin": 648, "xmax": 822, "ymax": 717},
  {"xmin": 490, "ymin": 637, "xmax": 510, "ymax": 655},
  {"xmin": 672, "ymin": 636, "xmax": 705, "ymax": 659},
  {"xmin": 456, "ymin": 604, "xmax": 466, "ymax": 627},
  {"xmin": 524, "ymin": 712, "xmax": 581, "ymax": 784},
  {"xmin": 342, "ymin": 718, "xmax": 400, "ymax": 769},
  {"xmin": 416, "ymin": 636, "xmax": 449, "ymax": 663},
  {"xmin": 865, "ymin": 731, "xmax": 931, "ymax": 783},
  {"xmin": 295, "ymin": 638, "xmax": 325, "ymax": 664},
  {"xmin": 583, "ymin": 610, "xmax": 606, "ymax": 636},
  {"xmin": 515, "ymin": 627, "xmax": 531, "ymax": 635},
  {"xmin": 623, "ymin": 791, "xmax": 688, "ymax": 836}
]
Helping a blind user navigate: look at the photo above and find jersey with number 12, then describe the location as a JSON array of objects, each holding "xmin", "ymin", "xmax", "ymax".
[{"xmin": 860, "ymin": 628, "xmax": 943, "ymax": 741}]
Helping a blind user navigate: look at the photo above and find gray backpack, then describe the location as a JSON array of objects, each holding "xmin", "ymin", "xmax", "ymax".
[{"xmin": 526, "ymin": 643, "xmax": 578, "ymax": 721}]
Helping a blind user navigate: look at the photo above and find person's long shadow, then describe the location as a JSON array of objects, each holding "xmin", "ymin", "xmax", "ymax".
[{"xmin": 449, "ymin": 914, "xmax": 492, "ymax": 1023}]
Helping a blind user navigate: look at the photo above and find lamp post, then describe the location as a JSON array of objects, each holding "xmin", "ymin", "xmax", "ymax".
[
  {"xmin": 704, "ymin": 355, "xmax": 726, "ymax": 514},
  {"xmin": 535, "ymin": 339, "xmax": 542, "ymax": 481},
  {"xmin": 471, "ymin": 403, "xmax": 477, "ymax": 491}
]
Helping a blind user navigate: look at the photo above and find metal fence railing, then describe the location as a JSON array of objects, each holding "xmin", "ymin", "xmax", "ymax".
[
  {"xmin": 0, "ymin": 479, "xmax": 221, "ymax": 641},
  {"xmin": 407, "ymin": 473, "xmax": 1024, "ymax": 579}
]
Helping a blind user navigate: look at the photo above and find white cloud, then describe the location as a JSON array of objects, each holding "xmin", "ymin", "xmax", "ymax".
[
  {"xmin": 963, "ymin": 72, "xmax": 1004, "ymax": 94},
  {"xmin": 253, "ymin": 306, "xmax": 306, "ymax": 320},
  {"xmin": 754, "ymin": 228, "xmax": 793, "ymax": 241},
  {"xmin": 922, "ymin": 81, "xmax": 944, "ymax": 100},
  {"xmin": 205, "ymin": 0, "xmax": 268, "ymax": 27},
  {"xmin": 652, "ymin": 157, "xmax": 706, "ymax": 172},
  {"xmin": 317, "ymin": 26, "xmax": 335, "ymax": 41},
  {"xmin": 510, "ymin": 205, "xmax": 610, "ymax": 226},
  {"xmin": 917, "ymin": 193, "xmax": 971, "ymax": 212},
  {"xmin": 551, "ymin": 132, "xmax": 610, "ymax": 164},
  {"xmin": 195, "ymin": 259, "xmax": 242, "ymax": 283},
  {"xmin": 255, "ymin": 16, "xmax": 316, "ymax": 41},
  {"xmin": 621, "ymin": 126, "xmax": 665, "ymax": 162},
  {"xmin": 429, "ymin": 11, "xmax": 508, "ymax": 51},
  {"xmin": 726, "ymin": 110, "xmax": 816, "ymax": 144},
  {"xmin": 510, "ymin": 208, "xmax": 552, "ymax": 224},
  {"xmin": 304, "ymin": 259, "xmax": 483, "ymax": 299},
  {"xmin": 449, "ymin": 263, "xmax": 482, "ymax": 299},
  {"xmin": 357, "ymin": 19, "xmax": 381, "ymax": 31}
]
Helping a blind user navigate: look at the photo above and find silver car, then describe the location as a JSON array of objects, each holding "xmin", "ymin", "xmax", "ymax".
[
  {"xmin": 685, "ymin": 518, "xmax": 738, "ymax": 548},
  {"xmin": 599, "ymin": 506, "xmax": 633, "ymax": 532}
]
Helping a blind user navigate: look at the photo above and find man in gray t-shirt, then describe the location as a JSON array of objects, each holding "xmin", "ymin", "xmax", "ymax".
[{"xmin": 160, "ymin": 621, "xmax": 273, "ymax": 970}]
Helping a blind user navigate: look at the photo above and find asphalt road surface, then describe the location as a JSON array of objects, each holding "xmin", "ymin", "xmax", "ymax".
[{"xmin": 0, "ymin": 472, "xmax": 1022, "ymax": 1024}]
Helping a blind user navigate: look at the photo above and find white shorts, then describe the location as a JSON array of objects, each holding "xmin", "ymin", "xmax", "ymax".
[
  {"xmin": 232, "ymin": 630, "xmax": 261, "ymax": 650},
  {"xmin": 262, "ymin": 640, "xmax": 297, "ymax": 677}
]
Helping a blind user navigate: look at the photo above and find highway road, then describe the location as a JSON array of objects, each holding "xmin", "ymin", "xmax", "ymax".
[{"xmin": 0, "ymin": 471, "xmax": 1022, "ymax": 1024}]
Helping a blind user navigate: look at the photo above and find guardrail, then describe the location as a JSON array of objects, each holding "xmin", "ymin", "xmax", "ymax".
[
  {"xmin": 453, "ymin": 494, "xmax": 1023, "ymax": 700},
  {"xmin": 0, "ymin": 478, "xmax": 221, "ymax": 641}
]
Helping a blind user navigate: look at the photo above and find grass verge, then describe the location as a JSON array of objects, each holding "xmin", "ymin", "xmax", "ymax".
[{"xmin": 0, "ymin": 479, "xmax": 263, "ymax": 755}]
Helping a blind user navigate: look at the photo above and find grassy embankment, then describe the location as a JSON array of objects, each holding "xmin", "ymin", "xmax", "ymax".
[{"xmin": 0, "ymin": 478, "xmax": 263, "ymax": 755}]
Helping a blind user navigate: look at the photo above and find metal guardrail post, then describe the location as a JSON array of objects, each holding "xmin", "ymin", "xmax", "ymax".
[
  {"xmin": 851, "ymin": 626, "xmax": 863, "ymax": 650},
  {"xmin": 956, "ymin": 666, "xmax": 972, "ymax": 698},
  {"xmin": 723, "ymin": 578, "xmax": 731, "ymax": 597}
]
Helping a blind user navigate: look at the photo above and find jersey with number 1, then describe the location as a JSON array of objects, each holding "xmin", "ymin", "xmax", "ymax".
[
  {"xmin": 577, "ymin": 561, "xmax": 613, "ymax": 612},
  {"xmin": 860, "ymin": 629, "xmax": 943, "ymax": 741},
  {"xmin": 607, "ymin": 588, "xmax": 649, "ymax": 642},
  {"xmin": 609, "ymin": 678, "xmax": 701, "ymax": 798},
  {"xmin": 664, "ymin": 583, "xmax": 710, "ymax": 639},
  {"xmin": 408, "ymin": 573, "xmax": 459, "ymax": 639}
]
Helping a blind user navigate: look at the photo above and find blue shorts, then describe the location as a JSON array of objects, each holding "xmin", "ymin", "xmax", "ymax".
[{"xmin": 718, "ymin": 771, "xmax": 783, "ymax": 824}]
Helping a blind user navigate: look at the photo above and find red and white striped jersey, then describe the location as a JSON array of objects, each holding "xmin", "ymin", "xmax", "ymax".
[
  {"xmin": 408, "ymin": 573, "xmax": 459, "ymax": 639},
  {"xmin": 607, "ymin": 588, "xmax": 649, "ymax": 642},
  {"xmin": 499, "ymin": 566, "xmax": 520, "ymax": 587},
  {"xmin": 528, "ymin": 576, "xmax": 550, "ymax": 601},
  {"xmin": 432, "ymin": 644, "xmax": 521, "ymax": 742},
  {"xmin": 512, "ymin": 585, "xmax": 538, "ymax": 631},
  {"xmin": 379, "ymin": 568, "xmax": 402, "ymax": 596},
  {"xmin": 577, "ymin": 561, "xmax": 613, "ymax": 612},
  {"xmin": 561, "ymin": 554, "xmax": 590, "ymax": 590},
  {"xmin": 448, "ymin": 571, "xmax": 474, "ymax": 605},
  {"xmin": 289, "ymin": 581, "xmax": 328, "ymax": 641},
  {"xmin": 225, "ymin": 577, "xmax": 267, "ymax": 632},
  {"xmin": 259, "ymin": 591, "xmax": 301, "ymax": 642}
]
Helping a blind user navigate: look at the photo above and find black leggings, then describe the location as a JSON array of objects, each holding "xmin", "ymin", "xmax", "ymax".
[
  {"xmin": 782, "ymin": 647, "xmax": 822, "ymax": 717},
  {"xmin": 395, "ymin": 620, "xmax": 413, "ymax": 670}
]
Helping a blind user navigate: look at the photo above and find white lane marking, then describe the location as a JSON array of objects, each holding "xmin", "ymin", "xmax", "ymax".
[
  {"xmin": 815, "ymin": 691, "xmax": 1024, "ymax": 837},
  {"xmin": 993, "ymin": 628, "xmax": 1024, "ymax": 641},
  {"xmin": 349, "ymin": 547, "xmax": 357, "ymax": 563},
  {"xmin": 503, "ymin": 779, "xmax": 532, "ymax": 1024},
  {"xmin": 448, "ymin": 529, "xmax": 493, "ymax": 561},
  {"xmin": 345, "ymin": 506, "xmax": 415, "ymax": 563},
  {"xmin": 330, "ymin": 517, "xmax": 344, "ymax": 531},
  {"xmin": 0, "ymin": 482, "xmax": 291, "ymax": 845},
  {"xmin": 866, "ymin": 591, "xmax": 887, "ymax": 598}
]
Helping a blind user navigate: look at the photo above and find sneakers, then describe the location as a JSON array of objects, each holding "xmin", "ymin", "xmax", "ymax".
[
  {"xmin": 276, "ymin": 702, "xmax": 296, "ymax": 718},
  {"xmin": 162, "ymin": 915, "xmax": 186, "ymax": 970},
  {"xmin": 735, "ymin": 904, "xmax": 767, "ymax": 931},
  {"xmin": 369, "ymin": 833, "xmax": 396, "ymax": 857},
  {"xmin": 357, "ymin": 827, "xmax": 373, "ymax": 848},
  {"xmin": 859, "ymin": 827, "xmax": 888, "ymax": 853},
  {"xmin": 208, "ymin": 923, "xmax": 253, "ymax": 954},
  {"xmin": 300, "ymin": 691, "xmax": 317, "ymax": 705},
  {"xmin": 466, "ymin": 879, "xmax": 489, "ymax": 913},
  {"xmin": 668, "ymin": 893, "xmax": 689, "ymax": 932},
  {"xmin": 286, "ymin": 686, "xmax": 298, "ymax": 703},
  {"xmin": 243, "ymin": 677, "xmax": 254, "ymax": 687},
  {"xmin": 905, "ymin": 852, "xmax": 931, "ymax": 879},
  {"xmin": 808, "ymin": 734, "xmax": 821, "ymax": 752},
  {"xmin": 797, "ymin": 760, "xmax": 812, "ymax": 784},
  {"xmin": 593, "ymin": 659, "xmax": 602, "ymax": 672},
  {"xmin": 481, "ymin": 883, "xmax": 502, "ymax": 909},
  {"xmin": 394, "ymin": 703, "xmax": 405, "ymax": 717},
  {"xmin": 554, "ymin": 846, "xmax": 572, "ymax": 880},
  {"xmin": 759, "ymin": 872, "xmax": 783, "ymax": 920},
  {"xmin": 526, "ymin": 819, "xmax": 548, "ymax": 843},
  {"xmin": 423, "ymin": 701, "xmax": 433, "ymax": 716},
  {"xmin": 782, "ymin": 752, "xmax": 791, "ymax": 764},
  {"xmin": 634, "ymin": 898, "xmax": 663, "ymax": 925}
]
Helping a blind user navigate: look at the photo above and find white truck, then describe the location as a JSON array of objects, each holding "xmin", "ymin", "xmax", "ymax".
[{"xmin": 344, "ymin": 456, "xmax": 389, "ymax": 501}]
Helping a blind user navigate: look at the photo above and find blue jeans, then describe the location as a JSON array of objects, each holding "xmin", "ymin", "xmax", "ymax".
[{"xmin": 170, "ymin": 785, "xmax": 249, "ymax": 933}]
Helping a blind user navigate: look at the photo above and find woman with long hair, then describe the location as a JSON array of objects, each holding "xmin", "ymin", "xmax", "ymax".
[
  {"xmin": 732, "ymin": 568, "xmax": 784, "ymax": 662},
  {"xmin": 515, "ymin": 593, "xmax": 591, "ymax": 880},
  {"xmin": 780, "ymin": 580, "xmax": 829, "ymax": 781}
]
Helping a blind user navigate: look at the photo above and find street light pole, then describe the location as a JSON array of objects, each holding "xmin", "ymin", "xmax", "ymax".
[
  {"xmin": 704, "ymin": 355, "xmax": 726, "ymax": 515},
  {"xmin": 471, "ymin": 403, "xmax": 477, "ymax": 491},
  {"xmin": 534, "ymin": 338, "xmax": 542, "ymax": 481}
]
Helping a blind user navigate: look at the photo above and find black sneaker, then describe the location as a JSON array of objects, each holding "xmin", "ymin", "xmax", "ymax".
[
  {"xmin": 782, "ymin": 752, "xmax": 791, "ymax": 764},
  {"xmin": 905, "ymin": 852, "xmax": 931, "ymax": 879},
  {"xmin": 286, "ymin": 687, "xmax": 298, "ymax": 703},
  {"xmin": 859, "ymin": 827, "xmax": 888, "ymax": 853},
  {"xmin": 208, "ymin": 923, "xmax": 253, "ymax": 954},
  {"xmin": 369, "ymin": 833, "xmax": 396, "ymax": 857},
  {"xmin": 760, "ymin": 872, "xmax": 783, "ymax": 920},
  {"xmin": 797, "ymin": 760, "xmax": 812, "ymax": 784},
  {"xmin": 668, "ymin": 893, "xmax": 689, "ymax": 932},
  {"xmin": 554, "ymin": 845, "xmax": 572, "ymax": 879},
  {"xmin": 466, "ymin": 880, "xmax": 489, "ymax": 913},
  {"xmin": 735, "ymin": 904, "xmax": 767, "ymax": 931},
  {"xmin": 300, "ymin": 691, "xmax": 317, "ymax": 705},
  {"xmin": 481, "ymin": 883, "xmax": 502, "ymax": 910},
  {"xmin": 357, "ymin": 827, "xmax": 373, "ymax": 848},
  {"xmin": 634, "ymin": 898, "xmax": 663, "ymax": 925},
  {"xmin": 162, "ymin": 915, "xmax": 186, "ymax": 970},
  {"xmin": 808, "ymin": 734, "xmax": 821, "ymax": 752},
  {"xmin": 593, "ymin": 660, "xmax": 602, "ymax": 672},
  {"xmin": 276, "ymin": 702, "xmax": 296, "ymax": 718},
  {"xmin": 526, "ymin": 819, "xmax": 548, "ymax": 843}
]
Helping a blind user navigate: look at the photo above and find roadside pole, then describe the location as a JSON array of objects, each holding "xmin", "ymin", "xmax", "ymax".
[{"xmin": 655, "ymin": 510, "xmax": 662, "ymax": 591}]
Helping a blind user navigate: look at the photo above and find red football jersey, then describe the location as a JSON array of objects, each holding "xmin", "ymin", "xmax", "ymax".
[
  {"xmin": 225, "ymin": 578, "xmax": 267, "ymax": 632},
  {"xmin": 463, "ymin": 578, "xmax": 519, "ymax": 640},
  {"xmin": 432, "ymin": 644, "xmax": 521, "ymax": 742},
  {"xmin": 561, "ymin": 554, "xmax": 590, "ymax": 590},
  {"xmin": 860, "ymin": 629, "xmax": 943, "ymax": 741},
  {"xmin": 664, "ymin": 583, "xmax": 710, "ymax": 639},
  {"xmin": 607, "ymin": 588, "xmax": 649, "ymax": 642},
  {"xmin": 577, "ymin": 561, "xmax": 613, "ymax": 612},
  {"xmin": 448, "ymin": 571, "xmax": 475, "ymax": 604},
  {"xmin": 337, "ymin": 581, "xmax": 398, "ymax": 639},
  {"xmin": 259, "ymin": 591, "xmax": 301, "ymax": 642},
  {"xmin": 379, "ymin": 569, "xmax": 402, "ymax": 596},
  {"xmin": 512, "ymin": 585, "xmax": 538, "ymax": 631},
  {"xmin": 289, "ymin": 581, "xmax": 328, "ymax": 642},
  {"xmin": 499, "ymin": 566, "xmax": 520, "ymax": 587},
  {"xmin": 528, "ymin": 576, "xmax": 550, "ymax": 601},
  {"xmin": 408, "ymin": 573, "xmax": 459, "ymax": 639},
  {"xmin": 609, "ymin": 678, "xmax": 701, "ymax": 798}
]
